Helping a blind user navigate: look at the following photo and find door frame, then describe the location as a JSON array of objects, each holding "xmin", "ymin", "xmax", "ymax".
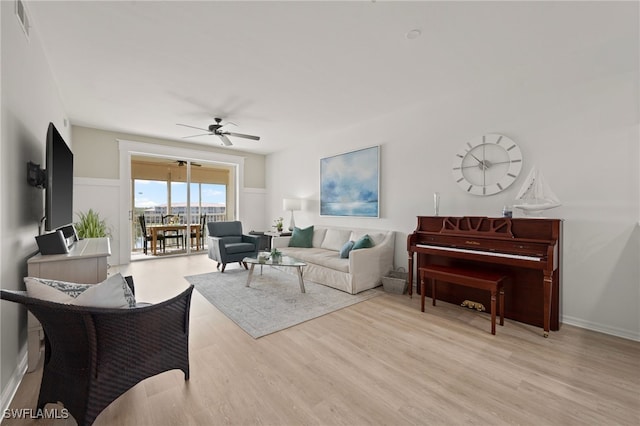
[{"xmin": 118, "ymin": 139, "xmax": 245, "ymax": 264}]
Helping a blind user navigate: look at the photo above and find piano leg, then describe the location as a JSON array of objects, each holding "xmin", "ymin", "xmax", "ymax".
[
  {"xmin": 420, "ymin": 272, "xmax": 425, "ymax": 312},
  {"xmin": 408, "ymin": 252, "xmax": 414, "ymax": 298},
  {"xmin": 500, "ymin": 287, "xmax": 505, "ymax": 326},
  {"xmin": 543, "ymin": 272, "xmax": 553, "ymax": 338},
  {"xmin": 432, "ymin": 278, "xmax": 437, "ymax": 306},
  {"xmin": 490, "ymin": 290, "xmax": 497, "ymax": 335}
]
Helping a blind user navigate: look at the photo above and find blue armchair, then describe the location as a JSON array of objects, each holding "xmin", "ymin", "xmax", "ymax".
[{"xmin": 207, "ymin": 221, "xmax": 260, "ymax": 272}]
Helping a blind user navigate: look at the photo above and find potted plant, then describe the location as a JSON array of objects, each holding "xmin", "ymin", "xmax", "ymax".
[
  {"xmin": 273, "ymin": 217, "xmax": 284, "ymax": 233},
  {"xmin": 74, "ymin": 209, "xmax": 110, "ymax": 239},
  {"xmin": 270, "ymin": 247, "xmax": 282, "ymax": 263}
]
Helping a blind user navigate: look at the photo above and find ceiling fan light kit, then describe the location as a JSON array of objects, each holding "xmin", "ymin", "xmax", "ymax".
[{"xmin": 177, "ymin": 117, "xmax": 260, "ymax": 147}]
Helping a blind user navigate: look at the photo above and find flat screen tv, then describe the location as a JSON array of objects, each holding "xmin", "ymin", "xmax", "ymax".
[{"xmin": 45, "ymin": 122, "xmax": 74, "ymax": 232}]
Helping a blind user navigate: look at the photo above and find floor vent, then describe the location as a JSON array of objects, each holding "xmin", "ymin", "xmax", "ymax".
[{"xmin": 15, "ymin": 0, "xmax": 30, "ymax": 40}]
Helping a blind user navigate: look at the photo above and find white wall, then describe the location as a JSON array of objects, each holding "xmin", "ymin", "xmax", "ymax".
[
  {"xmin": 265, "ymin": 12, "xmax": 639, "ymax": 340},
  {"xmin": 242, "ymin": 188, "xmax": 267, "ymax": 234},
  {"xmin": 71, "ymin": 125, "xmax": 266, "ymax": 188},
  {"xmin": 1, "ymin": 0, "xmax": 69, "ymax": 408},
  {"xmin": 74, "ymin": 178, "xmax": 122, "ymax": 263}
]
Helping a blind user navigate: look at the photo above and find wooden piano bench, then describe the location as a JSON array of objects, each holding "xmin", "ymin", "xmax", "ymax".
[{"xmin": 419, "ymin": 265, "xmax": 506, "ymax": 335}]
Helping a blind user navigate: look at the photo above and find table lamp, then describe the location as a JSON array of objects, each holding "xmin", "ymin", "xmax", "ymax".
[{"xmin": 283, "ymin": 198, "xmax": 302, "ymax": 231}]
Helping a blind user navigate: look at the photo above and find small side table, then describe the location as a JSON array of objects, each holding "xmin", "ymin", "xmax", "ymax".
[
  {"xmin": 249, "ymin": 231, "xmax": 270, "ymax": 251},
  {"xmin": 264, "ymin": 231, "xmax": 292, "ymax": 250}
]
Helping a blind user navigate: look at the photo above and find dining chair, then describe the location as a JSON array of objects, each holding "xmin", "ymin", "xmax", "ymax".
[
  {"xmin": 190, "ymin": 214, "xmax": 207, "ymax": 250},
  {"xmin": 139, "ymin": 215, "xmax": 164, "ymax": 255},
  {"xmin": 161, "ymin": 214, "xmax": 184, "ymax": 250}
]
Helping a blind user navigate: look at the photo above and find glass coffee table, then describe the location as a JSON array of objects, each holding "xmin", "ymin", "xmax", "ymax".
[{"xmin": 243, "ymin": 253, "xmax": 307, "ymax": 293}]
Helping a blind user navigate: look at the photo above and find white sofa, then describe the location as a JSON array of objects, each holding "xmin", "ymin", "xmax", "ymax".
[{"xmin": 272, "ymin": 226, "xmax": 395, "ymax": 294}]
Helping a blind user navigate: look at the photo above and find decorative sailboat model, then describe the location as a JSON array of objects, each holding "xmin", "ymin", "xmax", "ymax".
[{"xmin": 513, "ymin": 167, "xmax": 561, "ymax": 216}]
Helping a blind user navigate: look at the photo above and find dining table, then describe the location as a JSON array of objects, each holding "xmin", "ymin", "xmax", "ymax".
[{"xmin": 148, "ymin": 223, "xmax": 202, "ymax": 255}]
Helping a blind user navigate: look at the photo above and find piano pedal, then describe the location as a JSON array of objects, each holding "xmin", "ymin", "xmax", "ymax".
[{"xmin": 461, "ymin": 300, "xmax": 486, "ymax": 312}]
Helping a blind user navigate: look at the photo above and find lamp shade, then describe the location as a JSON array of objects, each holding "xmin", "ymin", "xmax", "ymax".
[{"xmin": 283, "ymin": 198, "xmax": 302, "ymax": 211}]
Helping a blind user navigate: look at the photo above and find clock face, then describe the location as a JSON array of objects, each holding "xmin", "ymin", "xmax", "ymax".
[{"xmin": 452, "ymin": 134, "xmax": 523, "ymax": 196}]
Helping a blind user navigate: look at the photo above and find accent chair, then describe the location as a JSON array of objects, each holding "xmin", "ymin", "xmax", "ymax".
[{"xmin": 207, "ymin": 221, "xmax": 260, "ymax": 272}]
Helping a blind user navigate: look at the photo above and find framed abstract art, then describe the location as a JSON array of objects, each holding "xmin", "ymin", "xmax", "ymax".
[{"xmin": 320, "ymin": 145, "xmax": 379, "ymax": 217}]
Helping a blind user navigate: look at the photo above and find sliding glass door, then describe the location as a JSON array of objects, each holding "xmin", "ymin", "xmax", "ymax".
[{"xmin": 131, "ymin": 156, "xmax": 233, "ymax": 258}]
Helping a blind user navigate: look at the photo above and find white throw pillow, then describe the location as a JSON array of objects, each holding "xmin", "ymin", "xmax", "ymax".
[
  {"xmin": 24, "ymin": 273, "xmax": 135, "ymax": 308},
  {"xmin": 320, "ymin": 229, "xmax": 352, "ymax": 251},
  {"xmin": 312, "ymin": 228, "xmax": 327, "ymax": 248}
]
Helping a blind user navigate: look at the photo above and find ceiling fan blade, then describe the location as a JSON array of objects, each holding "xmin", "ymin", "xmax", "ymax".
[
  {"xmin": 182, "ymin": 133, "xmax": 213, "ymax": 139},
  {"xmin": 219, "ymin": 135, "xmax": 233, "ymax": 146},
  {"xmin": 175, "ymin": 159, "xmax": 202, "ymax": 167},
  {"xmin": 225, "ymin": 131, "xmax": 261, "ymax": 141},
  {"xmin": 219, "ymin": 121, "xmax": 238, "ymax": 129},
  {"xmin": 177, "ymin": 123, "xmax": 210, "ymax": 132}
]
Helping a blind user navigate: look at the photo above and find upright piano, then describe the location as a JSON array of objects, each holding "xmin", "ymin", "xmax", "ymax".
[{"xmin": 407, "ymin": 216, "xmax": 562, "ymax": 336}]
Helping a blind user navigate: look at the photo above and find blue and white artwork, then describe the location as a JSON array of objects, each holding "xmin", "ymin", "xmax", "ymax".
[{"xmin": 320, "ymin": 146, "xmax": 379, "ymax": 217}]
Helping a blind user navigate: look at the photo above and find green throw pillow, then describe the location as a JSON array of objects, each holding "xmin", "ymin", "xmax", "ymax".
[
  {"xmin": 352, "ymin": 234, "xmax": 374, "ymax": 250},
  {"xmin": 288, "ymin": 226, "xmax": 314, "ymax": 248}
]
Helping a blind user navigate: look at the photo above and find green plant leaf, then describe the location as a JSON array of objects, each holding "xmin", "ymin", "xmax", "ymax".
[{"xmin": 74, "ymin": 209, "xmax": 109, "ymax": 238}]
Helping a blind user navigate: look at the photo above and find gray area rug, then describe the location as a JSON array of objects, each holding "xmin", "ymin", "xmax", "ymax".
[{"xmin": 185, "ymin": 266, "xmax": 383, "ymax": 338}]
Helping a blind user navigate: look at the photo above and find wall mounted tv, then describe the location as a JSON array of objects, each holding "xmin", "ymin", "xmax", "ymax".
[{"xmin": 45, "ymin": 122, "xmax": 74, "ymax": 232}]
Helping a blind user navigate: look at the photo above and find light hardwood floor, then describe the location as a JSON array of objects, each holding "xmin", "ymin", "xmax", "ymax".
[{"xmin": 5, "ymin": 254, "xmax": 640, "ymax": 425}]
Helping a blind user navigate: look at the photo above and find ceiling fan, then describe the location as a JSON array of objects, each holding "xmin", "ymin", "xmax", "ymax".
[
  {"xmin": 174, "ymin": 160, "xmax": 201, "ymax": 167},
  {"xmin": 177, "ymin": 117, "xmax": 260, "ymax": 146}
]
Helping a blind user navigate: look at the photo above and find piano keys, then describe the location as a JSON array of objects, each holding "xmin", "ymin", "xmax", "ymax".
[{"xmin": 407, "ymin": 216, "xmax": 562, "ymax": 336}]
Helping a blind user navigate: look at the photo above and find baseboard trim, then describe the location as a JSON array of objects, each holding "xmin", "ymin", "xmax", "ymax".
[
  {"xmin": 562, "ymin": 316, "xmax": 640, "ymax": 342},
  {"xmin": 1, "ymin": 344, "xmax": 28, "ymax": 416}
]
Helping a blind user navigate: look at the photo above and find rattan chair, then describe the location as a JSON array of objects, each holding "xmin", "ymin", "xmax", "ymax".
[{"xmin": 0, "ymin": 278, "xmax": 194, "ymax": 426}]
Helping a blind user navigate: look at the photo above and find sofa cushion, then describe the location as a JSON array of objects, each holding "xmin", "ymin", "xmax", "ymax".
[
  {"xmin": 222, "ymin": 236, "xmax": 242, "ymax": 244},
  {"xmin": 321, "ymin": 228, "xmax": 352, "ymax": 251},
  {"xmin": 312, "ymin": 228, "xmax": 327, "ymax": 248},
  {"xmin": 24, "ymin": 273, "xmax": 135, "ymax": 308},
  {"xmin": 339, "ymin": 240, "xmax": 355, "ymax": 258},
  {"xmin": 352, "ymin": 234, "xmax": 374, "ymax": 250},
  {"xmin": 225, "ymin": 242, "xmax": 255, "ymax": 254},
  {"xmin": 289, "ymin": 226, "xmax": 314, "ymax": 248},
  {"xmin": 282, "ymin": 247, "xmax": 350, "ymax": 273},
  {"xmin": 208, "ymin": 220, "xmax": 243, "ymax": 236}
]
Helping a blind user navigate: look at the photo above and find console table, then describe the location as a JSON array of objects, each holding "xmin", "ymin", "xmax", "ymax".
[{"xmin": 26, "ymin": 237, "xmax": 111, "ymax": 371}]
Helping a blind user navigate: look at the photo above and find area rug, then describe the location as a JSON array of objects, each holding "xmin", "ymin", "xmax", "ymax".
[{"xmin": 185, "ymin": 266, "xmax": 383, "ymax": 338}]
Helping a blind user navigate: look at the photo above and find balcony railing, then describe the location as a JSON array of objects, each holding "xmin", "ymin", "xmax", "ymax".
[
  {"xmin": 133, "ymin": 213, "xmax": 227, "ymax": 252},
  {"xmin": 143, "ymin": 213, "xmax": 226, "ymax": 226}
]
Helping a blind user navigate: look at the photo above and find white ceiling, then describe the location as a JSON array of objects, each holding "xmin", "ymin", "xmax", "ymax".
[{"xmin": 25, "ymin": 1, "xmax": 633, "ymax": 155}]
